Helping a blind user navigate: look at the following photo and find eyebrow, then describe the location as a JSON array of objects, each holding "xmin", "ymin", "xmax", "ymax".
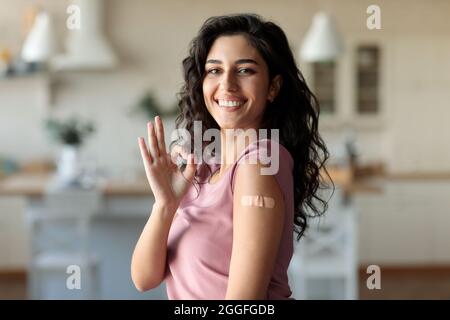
[{"xmin": 205, "ymin": 59, "xmax": 258, "ymax": 65}]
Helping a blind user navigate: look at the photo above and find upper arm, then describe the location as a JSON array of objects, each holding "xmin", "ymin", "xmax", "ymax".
[{"xmin": 225, "ymin": 161, "xmax": 285, "ymax": 300}]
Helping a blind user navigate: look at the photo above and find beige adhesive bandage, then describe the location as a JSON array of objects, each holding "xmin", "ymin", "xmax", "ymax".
[{"xmin": 241, "ymin": 195, "xmax": 275, "ymax": 209}]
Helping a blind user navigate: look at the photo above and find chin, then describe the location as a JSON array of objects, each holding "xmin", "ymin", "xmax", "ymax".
[
  {"xmin": 217, "ymin": 121, "xmax": 259, "ymax": 131},
  {"xmin": 215, "ymin": 121, "xmax": 239, "ymax": 130}
]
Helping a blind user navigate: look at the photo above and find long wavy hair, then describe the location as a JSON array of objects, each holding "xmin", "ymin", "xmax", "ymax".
[{"xmin": 175, "ymin": 13, "xmax": 332, "ymax": 241}]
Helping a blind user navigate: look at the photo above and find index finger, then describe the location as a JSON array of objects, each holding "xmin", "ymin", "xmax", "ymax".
[
  {"xmin": 155, "ymin": 116, "xmax": 167, "ymax": 156},
  {"xmin": 138, "ymin": 137, "xmax": 153, "ymax": 164}
]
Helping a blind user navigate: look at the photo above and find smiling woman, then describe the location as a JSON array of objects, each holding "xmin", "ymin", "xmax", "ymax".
[
  {"xmin": 131, "ymin": 13, "xmax": 331, "ymax": 300},
  {"xmin": 202, "ymin": 35, "xmax": 281, "ymax": 131}
]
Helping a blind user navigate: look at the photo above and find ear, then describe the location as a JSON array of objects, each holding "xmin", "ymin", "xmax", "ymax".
[{"xmin": 267, "ymin": 75, "xmax": 283, "ymax": 102}]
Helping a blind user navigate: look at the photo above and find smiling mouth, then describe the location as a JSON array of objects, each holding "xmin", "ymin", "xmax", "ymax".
[{"xmin": 215, "ymin": 99, "xmax": 247, "ymax": 108}]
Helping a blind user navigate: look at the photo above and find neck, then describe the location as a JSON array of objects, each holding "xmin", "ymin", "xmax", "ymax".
[{"xmin": 218, "ymin": 128, "xmax": 259, "ymax": 173}]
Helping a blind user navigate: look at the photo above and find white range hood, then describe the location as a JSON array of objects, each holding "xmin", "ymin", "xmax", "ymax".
[
  {"xmin": 51, "ymin": 0, "xmax": 118, "ymax": 70},
  {"xmin": 300, "ymin": 12, "xmax": 343, "ymax": 62}
]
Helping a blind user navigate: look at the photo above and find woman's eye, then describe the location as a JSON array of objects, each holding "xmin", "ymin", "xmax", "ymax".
[
  {"xmin": 238, "ymin": 68, "xmax": 254, "ymax": 75},
  {"xmin": 206, "ymin": 68, "xmax": 254, "ymax": 76},
  {"xmin": 207, "ymin": 69, "xmax": 220, "ymax": 75}
]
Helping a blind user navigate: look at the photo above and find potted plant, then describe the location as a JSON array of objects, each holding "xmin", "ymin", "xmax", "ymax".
[
  {"xmin": 45, "ymin": 116, "xmax": 95, "ymax": 185},
  {"xmin": 132, "ymin": 91, "xmax": 178, "ymax": 120}
]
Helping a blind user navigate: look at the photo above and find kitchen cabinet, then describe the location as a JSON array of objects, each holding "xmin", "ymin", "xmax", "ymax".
[
  {"xmin": 0, "ymin": 196, "xmax": 29, "ymax": 269},
  {"xmin": 354, "ymin": 178, "xmax": 450, "ymax": 265},
  {"xmin": 0, "ymin": 173, "xmax": 166, "ymax": 299}
]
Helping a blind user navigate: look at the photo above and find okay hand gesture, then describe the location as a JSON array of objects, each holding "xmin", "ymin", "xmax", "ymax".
[{"xmin": 138, "ymin": 116, "xmax": 196, "ymax": 211}]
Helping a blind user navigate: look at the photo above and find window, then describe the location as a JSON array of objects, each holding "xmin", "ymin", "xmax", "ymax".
[
  {"xmin": 356, "ymin": 46, "xmax": 379, "ymax": 114},
  {"xmin": 312, "ymin": 61, "xmax": 336, "ymax": 114}
]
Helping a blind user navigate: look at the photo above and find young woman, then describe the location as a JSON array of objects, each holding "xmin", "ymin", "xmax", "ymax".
[{"xmin": 131, "ymin": 14, "xmax": 330, "ymax": 300}]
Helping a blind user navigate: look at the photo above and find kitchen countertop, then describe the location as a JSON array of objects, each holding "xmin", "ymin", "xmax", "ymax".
[
  {"xmin": 0, "ymin": 173, "xmax": 152, "ymax": 197},
  {"xmin": 0, "ymin": 167, "xmax": 384, "ymax": 198}
]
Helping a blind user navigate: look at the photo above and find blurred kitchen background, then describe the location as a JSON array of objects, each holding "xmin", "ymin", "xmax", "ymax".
[{"xmin": 1, "ymin": 0, "xmax": 449, "ymax": 300}]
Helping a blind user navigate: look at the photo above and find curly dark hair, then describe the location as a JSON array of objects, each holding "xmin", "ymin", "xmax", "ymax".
[{"xmin": 175, "ymin": 13, "xmax": 332, "ymax": 241}]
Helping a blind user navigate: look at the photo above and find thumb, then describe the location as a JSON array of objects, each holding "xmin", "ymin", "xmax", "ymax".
[{"xmin": 183, "ymin": 154, "xmax": 196, "ymax": 182}]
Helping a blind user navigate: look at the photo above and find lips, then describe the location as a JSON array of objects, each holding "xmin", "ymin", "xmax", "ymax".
[
  {"xmin": 214, "ymin": 97, "xmax": 247, "ymax": 109},
  {"xmin": 217, "ymin": 100, "xmax": 244, "ymax": 107}
]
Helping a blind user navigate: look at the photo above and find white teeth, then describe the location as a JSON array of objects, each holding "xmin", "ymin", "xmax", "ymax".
[{"xmin": 217, "ymin": 100, "xmax": 244, "ymax": 107}]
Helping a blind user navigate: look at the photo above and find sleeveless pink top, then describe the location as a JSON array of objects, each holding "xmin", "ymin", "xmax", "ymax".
[{"xmin": 165, "ymin": 139, "xmax": 294, "ymax": 299}]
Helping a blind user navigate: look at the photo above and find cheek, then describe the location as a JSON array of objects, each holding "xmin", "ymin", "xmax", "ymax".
[
  {"xmin": 202, "ymin": 83, "xmax": 208, "ymax": 100},
  {"xmin": 202, "ymin": 78, "xmax": 216, "ymax": 99},
  {"xmin": 202, "ymin": 81, "xmax": 215, "ymax": 114},
  {"xmin": 242, "ymin": 77, "xmax": 269, "ymax": 101}
]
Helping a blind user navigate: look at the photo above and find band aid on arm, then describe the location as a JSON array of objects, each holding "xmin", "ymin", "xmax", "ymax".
[{"xmin": 240, "ymin": 195, "xmax": 275, "ymax": 209}]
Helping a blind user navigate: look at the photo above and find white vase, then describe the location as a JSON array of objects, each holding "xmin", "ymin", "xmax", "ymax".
[{"xmin": 57, "ymin": 145, "xmax": 80, "ymax": 185}]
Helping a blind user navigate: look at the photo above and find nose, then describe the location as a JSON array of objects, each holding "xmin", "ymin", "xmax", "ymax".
[{"xmin": 219, "ymin": 71, "xmax": 238, "ymax": 92}]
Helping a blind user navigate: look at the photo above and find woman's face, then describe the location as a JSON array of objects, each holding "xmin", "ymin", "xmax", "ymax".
[{"xmin": 202, "ymin": 35, "xmax": 277, "ymax": 130}]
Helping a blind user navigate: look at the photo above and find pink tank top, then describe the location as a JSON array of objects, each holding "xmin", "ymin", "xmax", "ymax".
[{"xmin": 165, "ymin": 139, "xmax": 294, "ymax": 299}]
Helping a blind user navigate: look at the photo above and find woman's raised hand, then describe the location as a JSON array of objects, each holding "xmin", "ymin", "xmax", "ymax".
[{"xmin": 138, "ymin": 116, "xmax": 196, "ymax": 211}]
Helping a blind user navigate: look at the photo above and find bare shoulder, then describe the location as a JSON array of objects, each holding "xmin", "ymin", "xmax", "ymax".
[{"xmin": 233, "ymin": 161, "xmax": 284, "ymax": 211}]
